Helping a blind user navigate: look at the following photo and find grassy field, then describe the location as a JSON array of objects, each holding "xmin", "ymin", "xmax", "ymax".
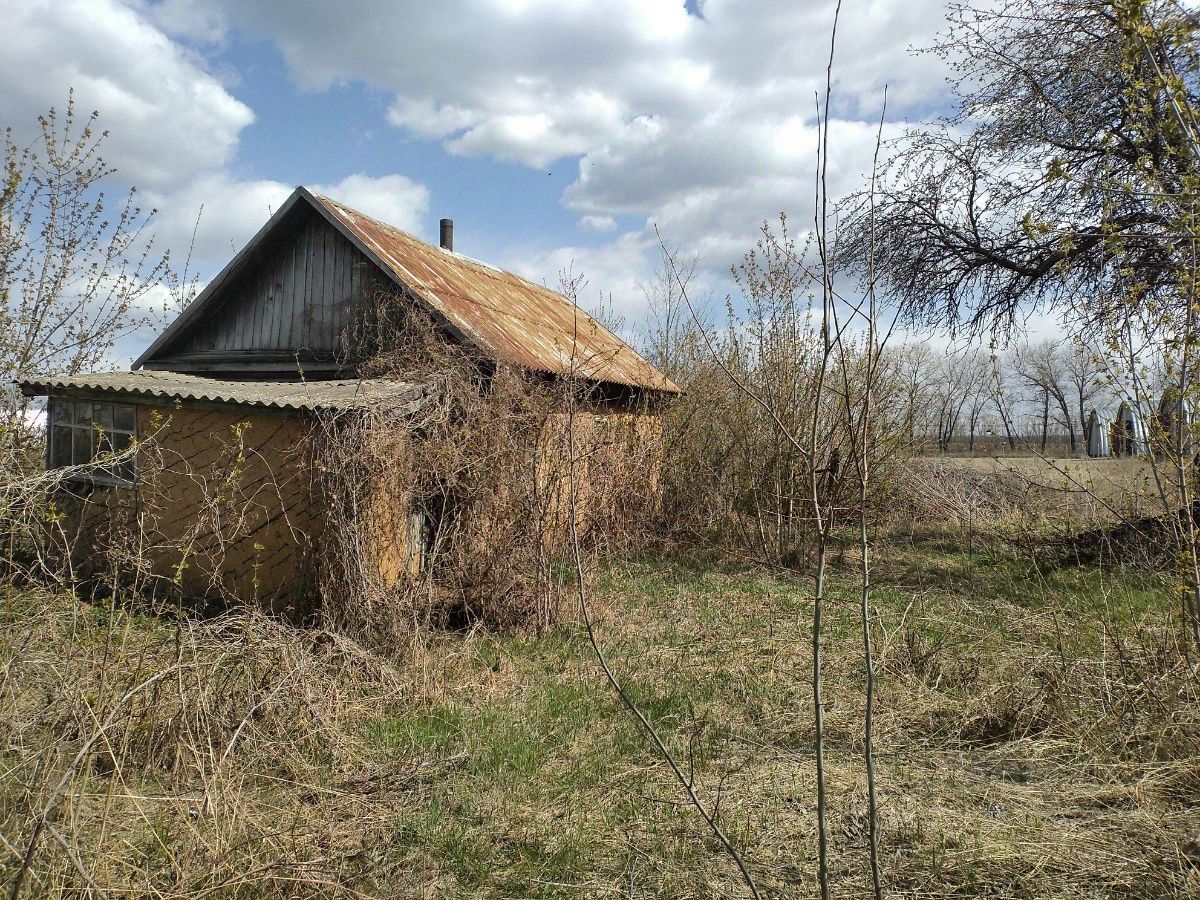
[
  {"xmin": 3, "ymin": 532, "xmax": 1199, "ymax": 898},
  {"xmin": 927, "ymin": 456, "xmax": 1164, "ymax": 523}
]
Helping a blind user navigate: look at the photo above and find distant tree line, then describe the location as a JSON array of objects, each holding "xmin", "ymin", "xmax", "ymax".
[{"xmin": 887, "ymin": 337, "xmax": 1111, "ymax": 457}]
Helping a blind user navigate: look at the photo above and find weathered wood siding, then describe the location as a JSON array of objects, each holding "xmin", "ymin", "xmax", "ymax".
[{"xmin": 173, "ymin": 212, "xmax": 378, "ymax": 358}]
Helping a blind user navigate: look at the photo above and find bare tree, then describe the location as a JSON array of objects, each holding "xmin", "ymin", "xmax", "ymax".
[
  {"xmin": 0, "ymin": 95, "xmax": 166, "ymax": 446},
  {"xmin": 889, "ymin": 342, "xmax": 937, "ymax": 452},
  {"xmin": 1013, "ymin": 340, "xmax": 1075, "ymax": 452},
  {"xmin": 845, "ymin": 0, "xmax": 1200, "ymax": 334},
  {"xmin": 928, "ymin": 350, "xmax": 987, "ymax": 452},
  {"xmin": 962, "ymin": 351, "xmax": 993, "ymax": 452},
  {"xmin": 989, "ymin": 362, "xmax": 1018, "ymax": 452},
  {"xmin": 640, "ymin": 243, "xmax": 708, "ymax": 379},
  {"xmin": 1062, "ymin": 340, "xmax": 1108, "ymax": 438}
]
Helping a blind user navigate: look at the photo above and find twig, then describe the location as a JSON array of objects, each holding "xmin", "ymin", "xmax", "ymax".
[{"xmin": 562, "ymin": 287, "xmax": 763, "ymax": 899}]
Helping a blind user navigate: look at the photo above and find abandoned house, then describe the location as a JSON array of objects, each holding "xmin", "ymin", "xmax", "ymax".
[{"xmin": 19, "ymin": 186, "xmax": 679, "ymax": 614}]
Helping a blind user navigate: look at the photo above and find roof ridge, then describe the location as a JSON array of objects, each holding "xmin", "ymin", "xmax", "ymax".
[{"xmin": 311, "ymin": 191, "xmax": 556, "ymax": 293}]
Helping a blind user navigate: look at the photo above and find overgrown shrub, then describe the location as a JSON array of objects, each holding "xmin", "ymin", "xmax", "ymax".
[
  {"xmin": 648, "ymin": 221, "xmax": 917, "ymax": 565},
  {"xmin": 315, "ymin": 310, "xmax": 662, "ymax": 646}
]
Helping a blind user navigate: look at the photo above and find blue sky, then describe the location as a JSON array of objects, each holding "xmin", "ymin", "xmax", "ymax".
[
  {"xmin": 2, "ymin": 0, "xmax": 960, "ymax": 358},
  {"xmin": 207, "ymin": 35, "xmax": 595, "ymax": 264}
]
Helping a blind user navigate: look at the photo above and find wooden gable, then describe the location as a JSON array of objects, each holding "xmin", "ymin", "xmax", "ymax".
[
  {"xmin": 138, "ymin": 199, "xmax": 392, "ymax": 378},
  {"xmin": 137, "ymin": 187, "xmax": 679, "ymax": 394}
]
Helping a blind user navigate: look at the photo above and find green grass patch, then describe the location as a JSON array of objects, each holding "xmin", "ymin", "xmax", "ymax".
[{"xmin": 4, "ymin": 529, "xmax": 1195, "ymax": 899}]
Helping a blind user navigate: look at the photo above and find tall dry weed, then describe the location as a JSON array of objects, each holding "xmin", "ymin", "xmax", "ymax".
[
  {"xmin": 316, "ymin": 308, "xmax": 663, "ymax": 646},
  {"xmin": 0, "ymin": 590, "xmax": 409, "ymax": 897}
]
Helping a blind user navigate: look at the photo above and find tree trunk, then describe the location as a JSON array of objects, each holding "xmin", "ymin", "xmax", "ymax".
[
  {"xmin": 1040, "ymin": 389, "xmax": 1050, "ymax": 453},
  {"xmin": 1078, "ymin": 384, "xmax": 1088, "ymax": 441}
]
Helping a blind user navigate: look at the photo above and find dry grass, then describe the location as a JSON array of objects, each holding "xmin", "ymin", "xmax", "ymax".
[
  {"xmin": 923, "ymin": 456, "xmax": 1163, "ymax": 523},
  {"xmin": 0, "ymin": 595, "xmax": 415, "ymax": 897},
  {"xmin": 2, "ymin": 531, "xmax": 1198, "ymax": 898}
]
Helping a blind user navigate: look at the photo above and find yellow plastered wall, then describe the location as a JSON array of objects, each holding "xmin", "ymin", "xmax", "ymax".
[
  {"xmin": 53, "ymin": 402, "xmax": 322, "ymax": 614},
  {"xmin": 534, "ymin": 405, "xmax": 665, "ymax": 546},
  {"xmin": 50, "ymin": 395, "xmax": 664, "ymax": 615},
  {"xmin": 360, "ymin": 431, "xmax": 423, "ymax": 589}
]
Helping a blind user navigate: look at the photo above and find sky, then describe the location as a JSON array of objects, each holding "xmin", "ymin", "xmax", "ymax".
[{"xmin": 0, "ymin": 0, "xmax": 963, "ymax": 361}]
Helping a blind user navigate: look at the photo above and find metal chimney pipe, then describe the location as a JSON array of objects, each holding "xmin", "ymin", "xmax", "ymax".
[{"xmin": 439, "ymin": 218, "xmax": 454, "ymax": 251}]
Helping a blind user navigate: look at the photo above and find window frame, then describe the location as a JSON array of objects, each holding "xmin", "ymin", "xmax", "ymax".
[{"xmin": 47, "ymin": 396, "xmax": 138, "ymax": 487}]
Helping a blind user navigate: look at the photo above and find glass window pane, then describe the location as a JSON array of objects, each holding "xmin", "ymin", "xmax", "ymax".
[
  {"xmin": 52, "ymin": 399, "xmax": 72, "ymax": 425},
  {"xmin": 99, "ymin": 432, "xmax": 136, "ymax": 482},
  {"xmin": 73, "ymin": 427, "xmax": 96, "ymax": 466},
  {"xmin": 92, "ymin": 404, "xmax": 113, "ymax": 431},
  {"xmin": 111, "ymin": 433, "xmax": 134, "ymax": 481},
  {"xmin": 73, "ymin": 403, "xmax": 92, "ymax": 426},
  {"xmin": 51, "ymin": 426, "xmax": 72, "ymax": 468},
  {"xmin": 113, "ymin": 405, "xmax": 136, "ymax": 433}
]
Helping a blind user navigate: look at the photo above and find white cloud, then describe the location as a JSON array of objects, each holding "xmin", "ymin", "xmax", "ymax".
[
  {"xmin": 386, "ymin": 97, "xmax": 479, "ymax": 139},
  {"xmin": 580, "ymin": 215, "xmax": 617, "ymax": 232},
  {"xmin": 174, "ymin": 0, "xmax": 947, "ymax": 166},
  {"xmin": 153, "ymin": 0, "xmax": 954, "ymax": 317},
  {"xmin": 5, "ymin": 0, "xmax": 959, "ymax": 329},
  {"xmin": 143, "ymin": 0, "xmax": 228, "ymax": 43},
  {"xmin": 0, "ymin": 0, "xmax": 253, "ymax": 191},
  {"xmin": 312, "ymin": 173, "xmax": 430, "ymax": 234}
]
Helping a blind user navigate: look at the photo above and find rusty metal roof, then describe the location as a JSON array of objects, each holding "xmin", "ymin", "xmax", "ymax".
[
  {"xmin": 311, "ymin": 192, "xmax": 681, "ymax": 393},
  {"xmin": 19, "ymin": 371, "xmax": 431, "ymax": 415}
]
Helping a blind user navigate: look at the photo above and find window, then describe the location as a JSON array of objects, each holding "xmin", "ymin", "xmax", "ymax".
[{"xmin": 49, "ymin": 398, "xmax": 137, "ymax": 484}]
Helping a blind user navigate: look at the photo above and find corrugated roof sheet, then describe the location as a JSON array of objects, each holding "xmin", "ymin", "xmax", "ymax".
[
  {"xmin": 312, "ymin": 193, "xmax": 681, "ymax": 394},
  {"xmin": 19, "ymin": 371, "xmax": 430, "ymax": 415}
]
